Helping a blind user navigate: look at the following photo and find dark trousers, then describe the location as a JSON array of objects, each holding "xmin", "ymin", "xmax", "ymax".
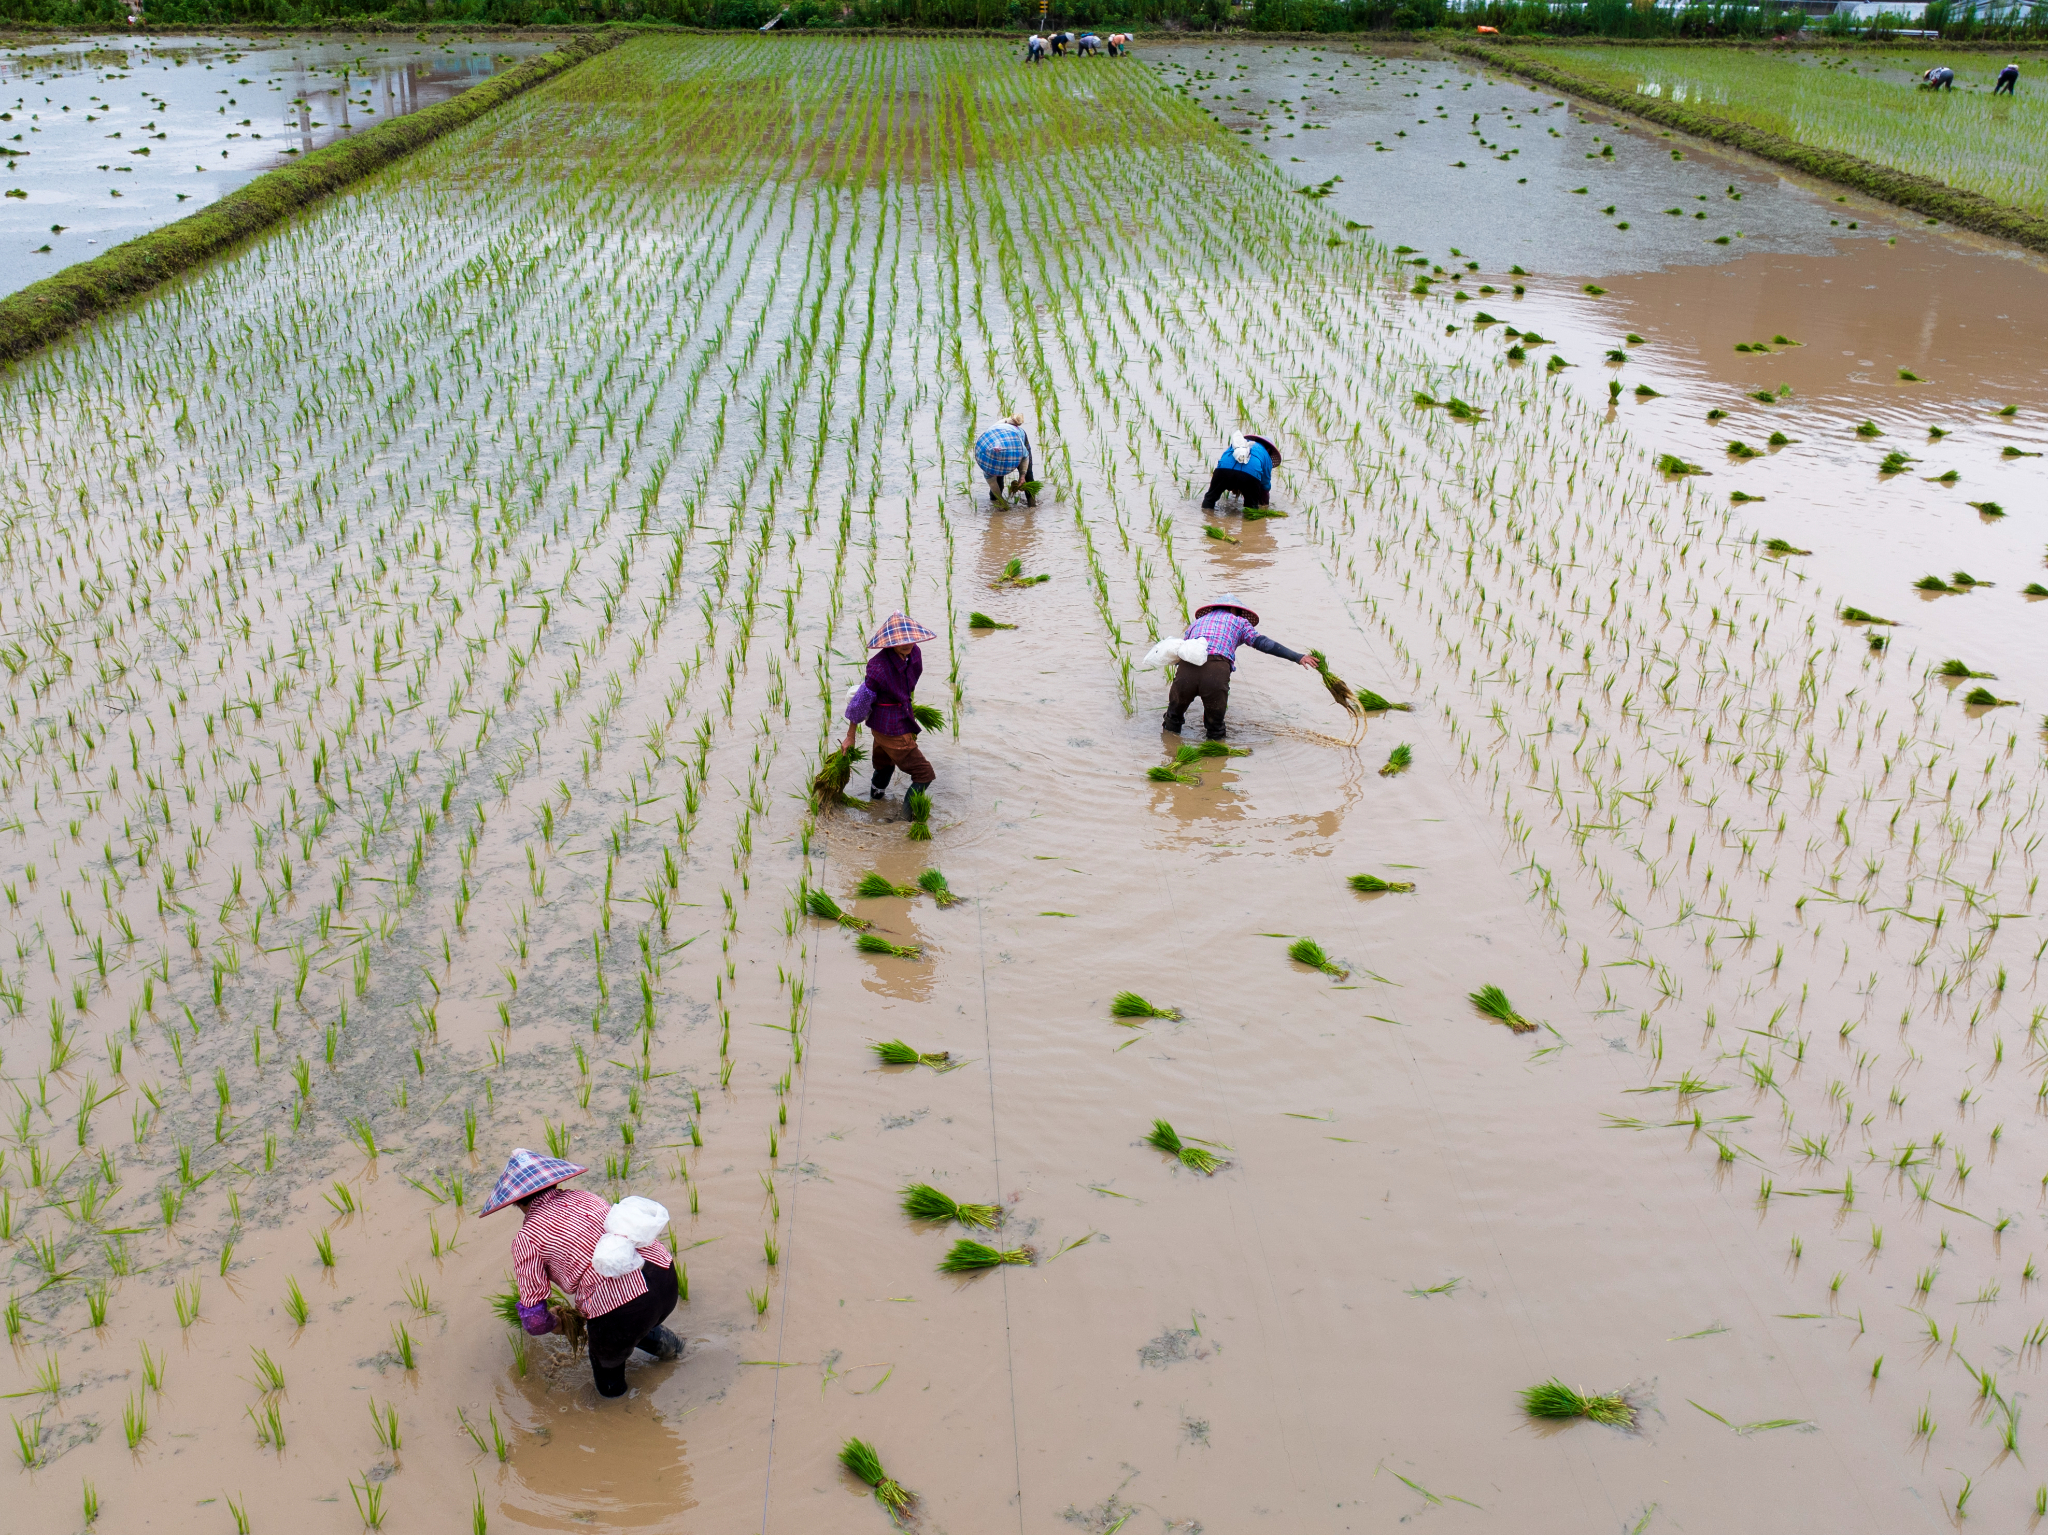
[
  {"xmin": 586, "ymin": 1260, "xmax": 679, "ymax": 1397},
  {"xmin": 869, "ymin": 731, "xmax": 935, "ymax": 792},
  {"xmin": 1995, "ymin": 77, "xmax": 2015, "ymax": 94},
  {"xmin": 1201, "ymin": 467, "xmax": 1267, "ymax": 510},
  {"xmin": 1164, "ymin": 657, "xmax": 1233, "ymax": 738}
]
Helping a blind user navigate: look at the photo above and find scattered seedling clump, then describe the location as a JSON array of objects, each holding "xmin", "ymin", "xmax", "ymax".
[
  {"xmin": 1470, "ymin": 984, "xmax": 1539, "ymax": 1033},
  {"xmin": 1146, "ymin": 1119, "xmax": 1226, "ymax": 1175},
  {"xmin": 1521, "ymin": 1378, "xmax": 1635, "ymax": 1428}
]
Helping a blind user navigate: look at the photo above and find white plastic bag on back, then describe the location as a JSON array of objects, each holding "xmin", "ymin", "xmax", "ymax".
[
  {"xmin": 1140, "ymin": 637, "xmax": 1210, "ymax": 671},
  {"xmin": 590, "ymin": 1195, "xmax": 670, "ymax": 1278}
]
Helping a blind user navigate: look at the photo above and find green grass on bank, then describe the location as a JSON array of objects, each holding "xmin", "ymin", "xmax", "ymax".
[{"xmin": 1541, "ymin": 46, "xmax": 2048, "ymax": 213}]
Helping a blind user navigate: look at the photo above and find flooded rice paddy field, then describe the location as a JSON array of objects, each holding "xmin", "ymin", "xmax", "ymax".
[
  {"xmin": 0, "ymin": 35, "xmax": 550, "ymax": 298},
  {"xmin": 0, "ymin": 30, "xmax": 2044, "ymax": 1533}
]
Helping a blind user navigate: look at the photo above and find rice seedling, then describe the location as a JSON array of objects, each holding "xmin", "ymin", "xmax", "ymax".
[
  {"xmin": 1969, "ymin": 502, "xmax": 2005, "ymax": 517},
  {"xmin": 855, "ymin": 872, "xmax": 919, "ymax": 900},
  {"xmin": 1521, "ymin": 1378, "xmax": 1635, "ymax": 1427},
  {"xmin": 809, "ymin": 745, "xmax": 868, "ymax": 812},
  {"xmin": 370, "ymin": 1399, "xmax": 400, "ymax": 1453},
  {"xmin": 803, "ymin": 888, "xmax": 870, "ymax": 930},
  {"xmin": 1470, "ymin": 985, "xmax": 1539, "ymax": 1034},
  {"xmin": 870, "ymin": 1039, "xmax": 949, "ymax": 1068},
  {"xmin": 1146, "ymin": 1119, "xmax": 1226, "ymax": 1175},
  {"xmin": 1963, "ymin": 688, "xmax": 2019, "ymax": 708},
  {"xmin": 349, "ymin": 1473, "xmax": 385, "ymax": 1531},
  {"xmin": 966, "ymin": 611, "xmax": 1016, "ymax": 630},
  {"xmin": 1348, "ymin": 873, "xmax": 1416, "ymax": 894},
  {"xmin": 1656, "ymin": 454, "xmax": 1706, "ymax": 476},
  {"xmin": 174, "ymin": 1278, "xmax": 201, "ymax": 1328},
  {"xmin": 904, "ymin": 789, "xmax": 932, "ymax": 843},
  {"xmin": 1762, "ymin": 538, "xmax": 1810, "ymax": 556},
  {"xmin": 1936, "ymin": 660, "xmax": 1994, "ymax": 679},
  {"xmin": 1288, "ymin": 938, "xmax": 1349, "ymax": 979},
  {"xmin": 1111, "ymin": 992, "xmax": 1182, "ymax": 1021},
  {"xmin": 313, "ymin": 1230, "xmax": 336, "ymax": 1267},
  {"xmin": 993, "ymin": 557, "xmax": 1050, "ymax": 588},
  {"xmin": 1378, "ymin": 744, "xmax": 1413, "ymax": 777},
  {"xmin": 1203, "ymin": 524, "xmax": 1240, "ymax": 545},
  {"xmin": 283, "ymin": 1277, "xmax": 310, "ymax": 1328},
  {"xmin": 839, "ymin": 1437, "xmax": 915, "ymax": 1520},
  {"xmin": 856, "ymin": 936, "xmax": 923, "ymax": 961},
  {"xmin": 391, "ymin": 1323, "xmax": 417, "ymax": 1370},
  {"xmin": 1148, "ymin": 763, "xmax": 1201, "ymax": 785},
  {"xmin": 1839, "ymin": 607, "xmax": 1896, "ymax": 624},
  {"xmin": 122, "ymin": 1392, "xmax": 147, "ymax": 1450},
  {"xmin": 938, "ymin": 1239, "xmax": 1035, "ymax": 1272},
  {"xmin": 899, "ymin": 1183, "xmax": 1001, "ymax": 1229},
  {"xmin": 250, "ymin": 1347, "xmax": 285, "ymax": 1395},
  {"xmin": 915, "ymin": 869, "xmax": 959, "ymax": 907},
  {"xmin": 1175, "ymin": 741, "xmax": 1251, "ymax": 762}
]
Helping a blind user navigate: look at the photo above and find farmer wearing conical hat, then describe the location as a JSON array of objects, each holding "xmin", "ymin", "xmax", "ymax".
[
  {"xmin": 1164, "ymin": 594, "xmax": 1318, "ymax": 741},
  {"xmin": 482, "ymin": 1148, "xmax": 681, "ymax": 1398},
  {"xmin": 1201, "ymin": 432, "xmax": 1282, "ymax": 513},
  {"xmin": 842, "ymin": 613, "xmax": 940, "ymax": 812},
  {"xmin": 973, "ymin": 414, "xmax": 1037, "ymax": 506}
]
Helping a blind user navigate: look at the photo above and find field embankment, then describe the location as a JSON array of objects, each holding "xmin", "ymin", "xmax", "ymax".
[{"xmin": 1452, "ymin": 39, "xmax": 2048, "ymax": 248}]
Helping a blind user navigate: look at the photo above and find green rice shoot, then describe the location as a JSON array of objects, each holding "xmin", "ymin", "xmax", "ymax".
[
  {"xmin": 899, "ymin": 1183, "xmax": 1001, "ymax": 1229},
  {"xmin": 1348, "ymin": 873, "xmax": 1417, "ymax": 894},
  {"xmin": 1521, "ymin": 1377, "xmax": 1635, "ymax": 1427},
  {"xmin": 1470, "ymin": 984, "xmax": 1538, "ymax": 1034},
  {"xmin": 1110, "ymin": 991, "xmax": 1182, "ymax": 1021},
  {"xmin": 856, "ymin": 935, "xmax": 923, "ymax": 961},
  {"xmin": 855, "ymin": 872, "xmax": 918, "ymax": 900},
  {"xmin": 870, "ymin": 1039, "xmax": 949, "ymax": 1068},
  {"xmin": 838, "ymin": 1437, "xmax": 915, "ymax": 1517},
  {"xmin": 938, "ymin": 1239, "xmax": 1034, "ymax": 1272},
  {"xmin": 1146, "ymin": 1118, "xmax": 1224, "ymax": 1175},
  {"xmin": 1288, "ymin": 937, "xmax": 1350, "ymax": 979},
  {"xmin": 804, "ymin": 888, "xmax": 871, "ymax": 930}
]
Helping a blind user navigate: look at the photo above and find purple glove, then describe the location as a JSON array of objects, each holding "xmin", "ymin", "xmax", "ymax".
[{"xmin": 518, "ymin": 1301, "xmax": 555, "ymax": 1336}]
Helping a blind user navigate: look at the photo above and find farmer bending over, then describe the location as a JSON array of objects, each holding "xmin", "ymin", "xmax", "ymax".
[
  {"xmin": 1164, "ymin": 593, "xmax": 1318, "ymax": 741},
  {"xmin": 1025, "ymin": 33, "xmax": 1046, "ymax": 62},
  {"xmin": 844, "ymin": 613, "xmax": 940, "ymax": 812},
  {"xmin": 1921, "ymin": 66, "xmax": 1955, "ymax": 90},
  {"xmin": 1107, "ymin": 33, "xmax": 1132, "ymax": 55},
  {"xmin": 973, "ymin": 414, "xmax": 1036, "ymax": 506},
  {"xmin": 486, "ymin": 1148, "xmax": 681, "ymax": 1399},
  {"xmin": 1078, "ymin": 32, "xmax": 1102, "ymax": 55},
  {"xmin": 1050, "ymin": 30, "xmax": 1071, "ymax": 54},
  {"xmin": 1201, "ymin": 432, "xmax": 1281, "ymax": 512},
  {"xmin": 1995, "ymin": 61, "xmax": 2019, "ymax": 95}
]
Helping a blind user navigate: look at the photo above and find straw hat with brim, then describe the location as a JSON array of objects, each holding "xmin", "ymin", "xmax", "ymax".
[
  {"xmin": 868, "ymin": 614, "xmax": 938, "ymax": 649},
  {"xmin": 1244, "ymin": 434, "xmax": 1282, "ymax": 466},
  {"xmin": 1195, "ymin": 594, "xmax": 1259, "ymax": 625},
  {"xmin": 480, "ymin": 1148, "xmax": 589, "ymax": 1216}
]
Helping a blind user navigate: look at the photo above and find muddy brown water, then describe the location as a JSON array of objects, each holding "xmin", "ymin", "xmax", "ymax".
[{"xmin": 0, "ymin": 33, "xmax": 2044, "ymax": 1535}]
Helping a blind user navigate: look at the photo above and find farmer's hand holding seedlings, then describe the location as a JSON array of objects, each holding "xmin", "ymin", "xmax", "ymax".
[
  {"xmin": 483, "ymin": 1148, "xmax": 683, "ymax": 1399},
  {"xmin": 840, "ymin": 613, "xmax": 941, "ymax": 817},
  {"xmin": 1146, "ymin": 593, "xmax": 1318, "ymax": 742}
]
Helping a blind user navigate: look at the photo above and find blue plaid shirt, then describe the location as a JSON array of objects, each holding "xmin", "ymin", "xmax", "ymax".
[
  {"xmin": 1183, "ymin": 610, "xmax": 1301, "ymax": 671},
  {"xmin": 974, "ymin": 423, "xmax": 1032, "ymax": 477}
]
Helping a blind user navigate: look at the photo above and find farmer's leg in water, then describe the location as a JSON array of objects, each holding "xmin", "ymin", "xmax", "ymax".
[
  {"xmin": 869, "ymin": 731, "xmax": 935, "ymax": 805},
  {"xmin": 1163, "ymin": 657, "xmax": 1234, "ymax": 738},
  {"xmin": 1201, "ymin": 466, "xmax": 1266, "ymax": 511},
  {"xmin": 585, "ymin": 1261, "xmax": 682, "ymax": 1398}
]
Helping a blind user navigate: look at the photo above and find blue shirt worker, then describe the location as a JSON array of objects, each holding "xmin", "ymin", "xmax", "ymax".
[
  {"xmin": 972, "ymin": 414, "xmax": 1036, "ymax": 506},
  {"xmin": 1201, "ymin": 432, "xmax": 1281, "ymax": 512},
  {"xmin": 1164, "ymin": 593, "xmax": 1318, "ymax": 740},
  {"xmin": 1922, "ymin": 66, "xmax": 1955, "ymax": 90},
  {"xmin": 1995, "ymin": 62, "xmax": 2019, "ymax": 95}
]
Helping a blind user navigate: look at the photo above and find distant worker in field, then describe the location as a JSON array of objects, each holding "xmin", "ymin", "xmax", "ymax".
[
  {"xmin": 843, "ymin": 613, "xmax": 940, "ymax": 810},
  {"xmin": 1025, "ymin": 32, "xmax": 1046, "ymax": 63},
  {"xmin": 1050, "ymin": 30, "xmax": 1072, "ymax": 54},
  {"xmin": 1921, "ymin": 65, "xmax": 1955, "ymax": 90},
  {"xmin": 1078, "ymin": 32, "xmax": 1102, "ymax": 55},
  {"xmin": 973, "ymin": 413, "xmax": 1037, "ymax": 506},
  {"xmin": 486, "ymin": 1148, "xmax": 682, "ymax": 1399},
  {"xmin": 1160, "ymin": 593, "xmax": 1319, "ymax": 740},
  {"xmin": 1107, "ymin": 32, "xmax": 1132, "ymax": 54},
  {"xmin": 1995, "ymin": 61, "xmax": 2019, "ymax": 95},
  {"xmin": 1200, "ymin": 431, "xmax": 1281, "ymax": 513}
]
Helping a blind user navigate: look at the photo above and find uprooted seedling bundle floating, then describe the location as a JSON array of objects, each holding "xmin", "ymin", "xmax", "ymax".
[
  {"xmin": 899, "ymin": 1182, "xmax": 1001, "ymax": 1229},
  {"xmin": 856, "ymin": 935, "xmax": 924, "ymax": 961},
  {"xmin": 1348, "ymin": 873, "xmax": 1416, "ymax": 894},
  {"xmin": 1287, "ymin": 937, "xmax": 1350, "ymax": 979},
  {"xmin": 992, "ymin": 556, "xmax": 1050, "ymax": 588},
  {"xmin": 804, "ymin": 888, "xmax": 870, "ymax": 930},
  {"xmin": 1470, "ymin": 984, "xmax": 1539, "ymax": 1033},
  {"xmin": 1145, "ymin": 1118, "xmax": 1227, "ymax": 1175},
  {"xmin": 1378, "ymin": 743, "xmax": 1413, "ymax": 777},
  {"xmin": 839, "ymin": 1437, "xmax": 916, "ymax": 1520},
  {"xmin": 1110, "ymin": 991, "xmax": 1183, "ymax": 1021},
  {"xmin": 1521, "ymin": 1378, "xmax": 1636, "ymax": 1428},
  {"xmin": 871, "ymin": 1039, "xmax": 950, "ymax": 1068},
  {"xmin": 915, "ymin": 868, "xmax": 959, "ymax": 906},
  {"xmin": 938, "ymin": 1239, "xmax": 1035, "ymax": 1272},
  {"xmin": 967, "ymin": 610, "xmax": 1017, "ymax": 630},
  {"xmin": 855, "ymin": 871, "xmax": 919, "ymax": 899}
]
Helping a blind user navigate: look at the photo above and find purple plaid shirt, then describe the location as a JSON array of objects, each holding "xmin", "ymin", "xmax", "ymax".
[{"xmin": 1182, "ymin": 610, "xmax": 1265, "ymax": 671}]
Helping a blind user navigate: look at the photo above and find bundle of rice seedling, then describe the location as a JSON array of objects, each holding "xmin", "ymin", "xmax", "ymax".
[
  {"xmin": 1147, "ymin": 764, "xmax": 1200, "ymax": 785},
  {"xmin": 1348, "ymin": 873, "xmax": 1416, "ymax": 894},
  {"xmin": 916, "ymin": 869, "xmax": 959, "ymax": 907},
  {"xmin": 1950, "ymin": 571, "xmax": 1991, "ymax": 588},
  {"xmin": 967, "ymin": 611, "xmax": 1017, "ymax": 630},
  {"xmin": 1878, "ymin": 450, "xmax": 1916, "ymax": 474},
  {"xmin": 904, "ymin": 788, "xmax": 932, "ymax": 842},
  {"xmin": 2024, "ymin": 583, "xmax": 2048, "ymax": 597},
  {"xmin": 1963, "ymin": 687, "xmax": 2018, "ymax": 707},
  {"xmin": 1173, "ymin": 741, "xmax": 1250, "ymax": 764},
  {"xmin": 1761, "ymin": 538, "xmax": 1808, "ymax": 556},
  {"xmin": 1242, "ymin": 507, "xmax": 1288, "ymax": 521},
  {"xmin": 856, "ymin": 935, "xmax": 923, "ymax": 961},
  {"xmin": 994, "ymin": 557, "xmax": 1050, "ymax": 588},
  {"xmin": 1145, "ymin": 1119, "xmax": 1223, "ymax": 1174},
  {"xmin": 1936, "ymin": 659, "xmax": 1993, "ymax": 679},
  {"xmin": 1305, "ymin": 649, "xmax": 1359, "ymax": 714},
  {"xmin": 911, "ymin": 703, "xmax": 947, "ymax": 732},
  {"xmin": 839, "ymin": 1438, "xmax": 915, "ymax": 1519},
  {"xmin": 1110, "ymin": 991, "xmax": 1182, "ymax": 1021},
  {"xmin": 804, "ymin": 889, "xmax": 871, "ymax": 930},
  {"xmin": 1378, "ymin": 744, "xmax": 1413, "ymax": 777},
  {"xmin": 899, "ymin": 1183, "xmax": 1001, "ymax": 1229},
  {"xmin": 1730, "ymin": 492, "xmax": 1766, "ymax": 505},
  {"xmin": 871, "ymin": 1039, "xmax": 949, "ymax": 1067},
  {"xmin": 1968, "ymin": 501, "xmax": 2005, "ymax": 517},
  {"xmin": 938, "ymin": 1239, "xmax": 1034, "ymax": 1272},
  {"xmin": 1520, "ymin": 1378, "xmax": 1634, "ymax": 1427},
  {"xmin": 1656, "ymin": 454, "xmax": 1706, "ymax": 476},
  {"xmin": 809, "ymin": 745, "xmax": 867, "ymax": 811},
  {"xmin": 1287, "ymin": 938, "xmax": 1350, "ymax": 979},
  {"xmin": 1839, "ymin": 606, "xmax": 1896, "ymax": 625},
  {"xmin": 1470, "ymin": 984, "xmax": 1537, "ymax": 1033},
  {"xmin": 855, "ymin": 872, "xmax": 919, "ymax": 899},
  {"xmin": 1203, "ymin": 525, "xmax": 1240, "ymax": 544},
  {"xmin": 489, "ymin": 1286, "xmax": 521, "ymax": 1326}
]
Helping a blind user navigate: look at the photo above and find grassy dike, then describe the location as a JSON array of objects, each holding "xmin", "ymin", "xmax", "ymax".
[
  {"xmin": 1447, "ymin": 39, "xmax": 2048, "ymax": 252},
  {"xmin": 0, "ymin": 27, "xmax": 629, "ymax": 366}
]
